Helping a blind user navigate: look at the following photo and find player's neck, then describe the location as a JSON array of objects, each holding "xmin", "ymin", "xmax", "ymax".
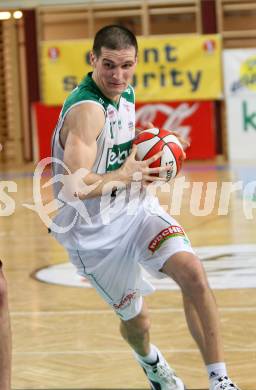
[{"xmin": 92, "ymin": 72, "xmax": 120, "ymax": 103}]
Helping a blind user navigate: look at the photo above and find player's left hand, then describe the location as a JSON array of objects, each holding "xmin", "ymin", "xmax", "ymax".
[{"xmin": 169, "ymin": 130, "xmax": 189, "ymax": 151}]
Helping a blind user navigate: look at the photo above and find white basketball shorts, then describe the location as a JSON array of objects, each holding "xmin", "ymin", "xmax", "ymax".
[{"xmin": 68, "ymin": 200, "xmax": 195, "ymax": 321}]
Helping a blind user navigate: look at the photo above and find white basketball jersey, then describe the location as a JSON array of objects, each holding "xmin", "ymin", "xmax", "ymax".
[{"xmin": 51, "ymin": 72, "xmax": 147, "ymax": 249}]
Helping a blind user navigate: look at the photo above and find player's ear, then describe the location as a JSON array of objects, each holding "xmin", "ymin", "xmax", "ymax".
[{"xmin": 90, "ymin": 51, "xmax": 96, "ymax": 66}]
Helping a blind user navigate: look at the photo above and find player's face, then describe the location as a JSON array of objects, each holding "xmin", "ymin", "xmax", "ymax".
[{"xmin": 91, "ymin": 46, "xmax": 137, "ymax": 101}]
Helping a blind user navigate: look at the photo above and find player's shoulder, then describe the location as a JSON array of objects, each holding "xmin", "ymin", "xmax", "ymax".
[
  {"xmin": 62, "ymin": 73, "xmax": 108, "ymax": 117},
  {"xmin": 121, "ymin": 85, "xmax": 135, "ymax": 104},
  {"xmin": 78, "ymin": 74, "xmax": 110, "ymax": 110}
]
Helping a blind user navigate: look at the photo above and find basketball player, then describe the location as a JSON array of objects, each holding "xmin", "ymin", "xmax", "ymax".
[
  {"xmin": 0, "ymin": 260, "xmax": 11, "ymax": 390},
  {"xmin": 51, "ymin": 25, "xmax": 241, "ymax": 390}
]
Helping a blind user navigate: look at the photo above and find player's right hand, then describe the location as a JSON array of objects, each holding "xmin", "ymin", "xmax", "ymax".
[{"xmin": 119, "ymin": 145, "xmax": 171, "ymax": 185}]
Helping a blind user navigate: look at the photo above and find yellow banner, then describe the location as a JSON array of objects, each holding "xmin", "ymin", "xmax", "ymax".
[{"xmin": 41, "ymin": 35, "xmax": 222, "ymax": 105}]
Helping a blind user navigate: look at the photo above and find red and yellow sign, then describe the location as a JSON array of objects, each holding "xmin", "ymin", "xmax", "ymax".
[{"xmin": 41, "ymin": 34, "xmax": 222, "ymax": 105}]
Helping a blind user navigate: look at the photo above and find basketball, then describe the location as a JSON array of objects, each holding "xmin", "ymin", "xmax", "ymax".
[{"xmin": 133, "ymin": 128, "xmax": 184, "ymax": 181}]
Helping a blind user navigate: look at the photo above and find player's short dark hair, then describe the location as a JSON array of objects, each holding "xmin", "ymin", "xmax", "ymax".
[{"xmin": 92, "ymin": 25, "xmax": 138, "ymax": 57}]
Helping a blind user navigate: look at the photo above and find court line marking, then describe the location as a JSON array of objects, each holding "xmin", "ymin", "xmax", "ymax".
[
  {"xmin": 10, "ymin": 307, "xmax": 256, "ymax": 316},
  {"xmin": 13, "ymin": 348, "xmax": 256, "ymax": 355}
]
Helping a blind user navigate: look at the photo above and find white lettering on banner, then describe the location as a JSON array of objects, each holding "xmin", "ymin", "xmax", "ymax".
[
  {"xmin": 35, "ymin": 245, "xmax": 256, "ymax": 290},
  {"xmin": 135, "ymin": 103, "xmax": 199, "ymax": 146}
]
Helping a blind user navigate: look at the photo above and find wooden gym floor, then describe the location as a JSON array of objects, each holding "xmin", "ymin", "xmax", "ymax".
[{"xmin": 1, "ymin": 159, "xmax": 256, "ymax": 390}]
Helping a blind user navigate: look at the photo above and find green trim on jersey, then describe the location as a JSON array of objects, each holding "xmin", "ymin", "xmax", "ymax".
[
  {"xmin": 61, "ymin": 72, "xmax": 134, "ymax": 117},
  {"xmin": 122, "ymin": 86, "xmax": 135, "ymax": 104}
]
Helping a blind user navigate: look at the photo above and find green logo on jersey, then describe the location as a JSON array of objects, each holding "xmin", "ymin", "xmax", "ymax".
[{"xmin": 106, "ymin": 141, "xmax": 132, "ymax": 171}]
